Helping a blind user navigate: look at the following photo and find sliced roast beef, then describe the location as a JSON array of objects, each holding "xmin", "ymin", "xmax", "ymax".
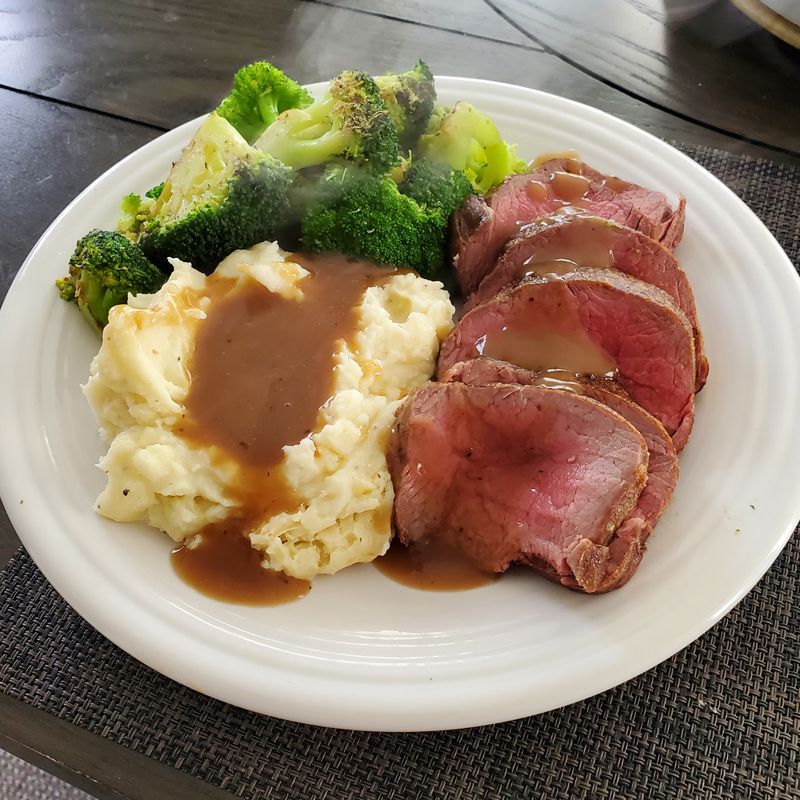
[
  {"xmin": 388, "ymin": 381, "xmax": 649, "ymax": 592},
  {"xmin": 468, "ymin": 213, "xmax": 708, "ymax": 390},
  {"xmin": 443, "ymin": 358, "xmax": 679, "ymax": 590},
  {"xmin": 451, "ymin": 157, "xmax": 686, "ymax": 296},
  {"xmin": 438, "ymin": 268, "xmax": 696, "ymax": 450}
]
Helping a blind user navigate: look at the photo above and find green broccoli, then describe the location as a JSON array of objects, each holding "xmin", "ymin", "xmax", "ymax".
[
  {"xmin": 56, "ymin": 230, "xmax": 166, "ymax": 332},
  {"xmin": 216, "ymin": 61, "xmax": 313, "ymax": 144},
  {"xmin": 118, "ymin": 183, "xmax": 164, "ymax": 239},
  {"xmin": 255, "ymin": 70, "xmax": 400, "ymax": 174},
  {"xmin": 136, "ymin": 112, "xmax": 293, "ymax": 273},
  {"xmin": 118, "ymin": 192, "xmax": 145, "ymax": 237},
  {"xmin": 399, "ymin": 157, "xmax": 474, "ymax": 217},
  {"xmin": 417, "ymin": 101, "xmax": 527, "ymax": 193},
  {"xmin": 301, "ymin": 165, "xmax": 447, "ymax": 279},
  {"xmin": 145, "ymin": 183, "xmax": 165, "ymax": 199},
  {"xmin": 374, "ymin": 61, "xmax": 436, "ymax": 150}
]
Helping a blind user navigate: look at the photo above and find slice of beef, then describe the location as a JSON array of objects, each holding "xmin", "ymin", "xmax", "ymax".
[
  {"xmin": 469, "ymin": 213, "xmax": 708, "ymax": 390},
  {"xmin": 451, "ymin": 157, "xmax": 686, "ymax": 296},
  {"xmin": 443, "ymin": 358, "xmax": 679, "ymax": 590},
  {"xmin": 388, "ymin": 381, "xmax": 649, "ymax": 592},
  {"xmin": 438, "ymin": 268, "xmax": 696, "ymax": 450}
]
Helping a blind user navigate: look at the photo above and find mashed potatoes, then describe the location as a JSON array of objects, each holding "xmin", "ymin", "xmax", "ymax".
[{"xmin": 85, "ymin": 242, "xmax": 454, "ymax": 579}]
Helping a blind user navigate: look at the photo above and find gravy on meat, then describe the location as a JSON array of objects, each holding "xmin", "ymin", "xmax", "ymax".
[
  {"xmin": 550, "ymin": 171, "xmax": 591, "ymax": 203},
  {"xmin": 476, "ymin": 309, "xmax": 616, "ymax": 380},
  {"xmin": 519, "ymin": 217, "xmax": 616, "ymax": 281},
  {"xmin": 522, "ymin": 159, "xmax": 633, "ymax": 219}
]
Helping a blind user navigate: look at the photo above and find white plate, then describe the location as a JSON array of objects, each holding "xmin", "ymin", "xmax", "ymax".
[{"xmin": 1, "ymin": 78, "xmax": 798, "ymax": 732}]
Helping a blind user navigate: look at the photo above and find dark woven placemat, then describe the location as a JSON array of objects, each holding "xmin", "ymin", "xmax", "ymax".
[{"xmin": 2, "ymin": 143, "xmax": 799, "ymax": 800}]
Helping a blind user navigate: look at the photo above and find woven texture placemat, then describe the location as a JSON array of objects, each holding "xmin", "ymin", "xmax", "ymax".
[{"xmin": 1, "ymin": 143, "xmax": 799, "ymax": 800}]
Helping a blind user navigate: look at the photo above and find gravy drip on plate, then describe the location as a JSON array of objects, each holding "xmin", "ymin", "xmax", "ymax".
[
  {"xmin": 375, "ymin": 537, "xmax": 498, "ymax": 591},
  {"xmin": 171, "ymin": 519, "xmax": 310, "ymax": 605},
  {"xmin": 172, "ymin": 253, "xmax": 390, "ymax": 605}
]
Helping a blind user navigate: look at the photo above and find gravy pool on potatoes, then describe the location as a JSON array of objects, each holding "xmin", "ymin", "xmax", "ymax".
[{"xmin": 172, "ymin": 254, "xmax": 390, "ymax": 605}]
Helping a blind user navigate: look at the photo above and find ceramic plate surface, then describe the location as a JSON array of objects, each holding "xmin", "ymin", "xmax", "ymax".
[{"xmin": 1, "ymin": 78, "xmax": 798, "ymax": 731}]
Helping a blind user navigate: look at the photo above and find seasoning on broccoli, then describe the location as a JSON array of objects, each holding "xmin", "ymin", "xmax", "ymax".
[
  {"xmin": 374, "ymin": 61, "xmax": 436, "ymax": 150},
  {"xmin": 216, "ymin": 61, "xmax": 313, "ymax": 144},
  {"xmin": 136, "ymin": 112, "xmax": 294, "ymax": 273},
  {"xmin": 399, "ymin": 158, "xmax": 474, "ymax": 218},
  {"xmin": 417, "ymin": 101, "xmax": 526, "ymax": 193},
  {"xmin": 301, "ymin": 164, "xmax": 447, "ymax": 279},
  {"xmin": 256, "ymin": 70, "xmax": 401, "ymax": 174},
  {"xmin": 56, "ymin": 230, "xmax": 166, "ymax": 333}
]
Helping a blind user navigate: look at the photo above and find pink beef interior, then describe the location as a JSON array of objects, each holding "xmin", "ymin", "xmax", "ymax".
[
  {"xmin": 438, "ymin": 272, "xmax": 696, "ymax": 448},
  {"xmin": 390, "ymin": 383, "xmax": 648, "ymax": 576},
  {"xmin": 444, "ymin": 358, "xmax": 679, "ymax": 534},
  {"xmin": 471, "ymin": 214, "xmax": 707, "ymax": 390},
  {"xmin": 451, "ymin": 158, "xmax": 686, "ymax": 297}
]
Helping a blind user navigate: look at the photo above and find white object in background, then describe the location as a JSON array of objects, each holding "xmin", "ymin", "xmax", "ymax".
[{"xmin": 760, "ymin": 0, "xmax": 800, "ymax": 25}]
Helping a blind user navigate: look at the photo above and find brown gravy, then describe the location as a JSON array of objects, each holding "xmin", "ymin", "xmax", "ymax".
[
  {"xmin": 476, "ymin": 285, "xmax": 617, "ymax": 378},
  {"xmin": 527, "ymin": 368, "xmax": 587, "ymax": 393},
  {"xmin": 375, "ymin": 538, "xmax": 499, "ymax": 591},
  {"xmin": 522, "ymin": 258, "xmax": 580, "ymax": 279},
  {"xmin": 479, "ymin": 325, "xmax": 615, "ymax": 378},
  {"xmin": 525, "ymin": 180, "xmax": 549, "ymax": 203},
  {"xmin": 524, "ymin": 159, "xmax": 633, "ymax": 217},
  {"xmin": 531, "ymin": 149, "xmax": 581, "ymax": 168},
  {"xmin": 172, "ymin": 522, "xmax": 310, "ymax": 605},
  {"xmin": 171, "ymin": 253, "xmax": 390, "ymax": 604},
  {"xmin": 180, "ymin": 254, "xmax": 387, "ymax": 469},
  {"xmin": 550, "ymin": 171, "xmax": 591, "ymax": 202},
  {"xmin": 521, "ymin": 218, "xmax": 616, "ymax": 275}
]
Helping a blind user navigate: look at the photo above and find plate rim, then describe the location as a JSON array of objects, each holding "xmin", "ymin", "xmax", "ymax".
[{"xmin": 1, "ymin": 76, "xmax": 798, "ymax": 731}]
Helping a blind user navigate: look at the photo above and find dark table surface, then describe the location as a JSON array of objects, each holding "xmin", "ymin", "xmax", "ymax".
[{"xmin": 1, "ymin": 1, "xmax": 798, "ymax": 798}]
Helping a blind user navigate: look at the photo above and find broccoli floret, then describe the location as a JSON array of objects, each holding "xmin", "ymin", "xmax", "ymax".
[
  {"xmin": 137, "ymin": 112, "xmax": 293, "ymax": 273},
  {"xmin": 145, "ymin": 182, "xmax": 164, "ymax": 200},
  {"xmin": 399, "ymin": 158, "xmax": 474, "ymax": 217},
  {"xmin": 417, "ymin": 101, "xmax": 526, "ymax": 193},
  {"xmin": 216, "ymin": 61, "xmax": 312, "ymax": 144},
  {"xmin": 374, "ymin": 61, "xmax": 436, "ymax": 149},
  {"xmin": 255, "ymin": 70, "xmax": 400, "ymax": 174},
  {"xmin": 55, "ymin": 230, "xmax": 166, "ymax": 332},
  {"xmin": 118, "ymin": 192, "xmax": 145, "ymax": 237},
  {"xmin": 118, "ymin": 183, "xmax": 164, "ymax": 239},
  {"xmin": 301, "ymin": 165, "xmax": 447, "ymax": 279}
]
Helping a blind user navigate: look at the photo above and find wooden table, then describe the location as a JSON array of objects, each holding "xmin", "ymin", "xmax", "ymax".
[{"xmin": 0, "ymin": 1, "xmax": 798, "ymax": 797}]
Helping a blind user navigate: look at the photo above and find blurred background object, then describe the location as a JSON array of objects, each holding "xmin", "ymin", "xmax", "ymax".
[
  {"xmin": 489, "ymin": 0, "xmax": 800, "ymax": 150},
  {"xmin": 730, "ymin": 0, "xmax": 800, "ymax": 46}
]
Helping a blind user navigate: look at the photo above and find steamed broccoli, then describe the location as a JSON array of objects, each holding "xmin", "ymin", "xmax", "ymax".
[
  {"xmin": 145, "ymin": 183, "xmax": 165, "ymax": 199},
  {"xmin": 399, "ymin": 158, "xmax": 474, "ymax": 217},
  {"xmin": 256, "ymin": 70, "xmax": 400, "ymax": 174},
  {"xmin": 56, "ymin": 230, "xmax": 166, "ymax": 332},
  {"xmin": 417, "ymin": 101, "xmax": 526, "ymax": 193},
  {"xmin": 136, "ymin": 112, "xmax": 293, "ymax": 273},
  {"xmin": 301, "ymin": 165, "xmax": 447, "ymax": 278},
  {"xmin": 375, "ymin": 61, "xmax": 436, "ymax": 150},
  {"xmin": 118, "ymin": 183, "xmax": 165, "ymax": 238},
  {"xmin": 216, "ymin": 61, "xmax": 313, "ymax": 144}
]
